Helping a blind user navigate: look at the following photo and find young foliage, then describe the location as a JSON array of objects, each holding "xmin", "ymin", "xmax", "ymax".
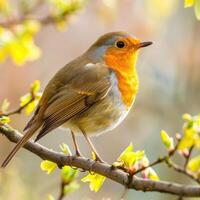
[
  {"xmin": 81, "ymin": 172, "xmax": 106, "ymax": 192},
  {"xmin": 117, "ymin": 143, "xmax": 145, "ymax": 168},
  {"xmin": 187, "ymin": 155, "xmax": 200, "ymax": 173},
  {"xmin": 81, "ymin": 152, "xmax": 106, "ymax": 192},
  {"xmin": 178, "ymin": 114, "xmax": 200, "ymax": 150},
  {"xmin": 0, "ymin": 20, "xmax": 41, "ymax": 65},
  {"xmin": 160, "ymin": 130, "xmax": 174, "ymax": 151},
  {"xmin": 40, "ymin": 144, "xmax": 80, "ymax": 198},
  {"xmin": 40, "ymin": 160, "xmax": 57, "ymax": 175},
  {"xmin": 20, "ymin": 80, "xmax": 42, "ymax": 115}
]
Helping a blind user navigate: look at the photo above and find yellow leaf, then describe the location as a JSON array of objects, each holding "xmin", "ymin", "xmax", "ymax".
[
  {"xmin": 179, "ymin": 114, "xmax": 200, "ymax": 149},
  {"xmin": 20, "ymin": 93, "xmax": 32, "ymax": 107},
  {"xmin": 118, "ymin": 143, "xmax": 144, "ymax": 167},
  {"xmin": 184, "ymin": 0, "xmax": 195, "ymax": 7},
  {"xmin": 30, "ymin": 80, "xmax": 40, "ymax": 95},
  {"xmin": 178, "ymin": 132, "xmax": 195, "ymax": 150},
  {"xmin": 0, "ymin": 116, "xmax": 10, "ymax": 125},
  {"xmin": 160, "ymin": 130, "xmax": 174, "ymax": 150},
  {"xmin": 40, "ymin": 160, "xmax": 57, "ymax": 174},
  {"xmin": 187, "ymin": 155, "xmax": 200, "ymax": 172},
  {"xmin": 81, "ymin": 172, "xmax": 106, "ymax": 192},
  {"xmin": 1, "ymin": 98, "xmax": 10, "ymax": 113},
  {"xmin": 25, "ymin": 99, "xmax": 39, "ymax": 115}
]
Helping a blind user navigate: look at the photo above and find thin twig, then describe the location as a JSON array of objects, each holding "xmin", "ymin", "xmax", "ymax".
[
  {"xmin": 165, "ymin": 158, "xmax": 200, "ymax": 184},
  {"xmin": 0, "ymin": 97, "xmax": 35, "ymax": 117},
  {"xmin": 133, "ymin": 138, "xmax": 179, "ymax": 175},
  {"xmin": 58, "ymin": 180, "xmax": 65, "ymax": 200},
  {"xmin": 184, "ymin": 145, "xmax": 194, "ymax": 170}
]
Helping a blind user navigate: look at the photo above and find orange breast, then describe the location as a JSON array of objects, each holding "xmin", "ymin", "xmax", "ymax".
[{"xmin": 104, "ymin": 49, "xmax": 139, "ymax": 108}]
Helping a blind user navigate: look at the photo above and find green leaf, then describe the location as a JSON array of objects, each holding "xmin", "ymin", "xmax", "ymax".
[
  {"xmin": 187, "ymin": 155, "xmax": 200, "ymax": 172},
  {"xmin": 195, "ymin": 0, "xmax": 200, "ymax": 20},
  {"xmin": 118, "ymin": 143, "xmax": 145, "ymax": 167},
  {"xmin": 40, "ymin": 160, "xmax": 57, "ymax": 174},
  {"xmin": 184, "ymin": 0, "xmax": 195, "ymax": 7},
  {"xmin": 81, "ymin": 172, "xmax": 106, "ymax": 192},
  {"xmin": 160, "ymin": 130, "xmax": 174, "ymax": 150},
  {"xmin": 1, "ymin": 98, "xmax": 10, "ymax": 113},
  {"xmin": 61, "ymin": 166, "xmax": 78, "ymax": 182}
]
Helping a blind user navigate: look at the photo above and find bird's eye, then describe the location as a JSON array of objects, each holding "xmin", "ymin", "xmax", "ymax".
[{"xmin": 116, "ymin": 41, "xmax": 125, "ymax": 48}]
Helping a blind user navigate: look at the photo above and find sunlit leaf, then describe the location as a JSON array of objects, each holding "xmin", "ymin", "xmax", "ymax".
[
  {"xmin": 184, "ymin": 0, "xmax": 195, "ymax": 7},
  {"xmin": 30, "ymin": 80, "xmax": 40, "ymax": 95},
  {"xmin": 187, "ymin": 155, "xmax": 200, "ymax": 172},
  {"xmin": 179, "ymin": 114, "xmax": 200, "ymax": 149},
  {"xmin": 195, "ymin": 0, "xmax": 200, "ymax": 20},
  {"xmin": 0, "ymin": 116, "xmax": 10, "ymax": 125},
  {"xmin": 160, "ymin": 130, "xmax": 174, "ymax": 150},
  {"xmin": 25, "ymin": 99, "xmax": 39, "ymax": 115},
  {"xmin": 0, "ymin": 21, "xmax": 41, "ymax": 65},
  {"xmin": 81, "ymin": 172, "xmax": 106, "ymax": 192},
  {"xmin": 118, "ymin": 143, "xmax": 144, "ymax": 168},
  {"xmin": 1, "ymin": 98, "xmax": 10, "ymax": 113},
  {"xmin": 61, "ymin": 166, "xmax": 78, "ymax": 182},
  {"xmin": 20, "ymin": 93, "xmax": 32, "ymax": 107},
  {"xmin": 40, "ymin": 160, "xmax": 57, "ymax": 174}
]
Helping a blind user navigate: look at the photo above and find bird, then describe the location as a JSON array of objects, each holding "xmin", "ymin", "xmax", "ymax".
[{"xmin": 1, "ymin": 31, "xmax": 152, "ymax": 168}]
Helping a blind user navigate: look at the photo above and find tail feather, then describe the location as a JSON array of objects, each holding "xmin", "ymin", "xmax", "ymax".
[{"xmin": 1, "ymin": 125, "xmax": 39, "ymax": 168}]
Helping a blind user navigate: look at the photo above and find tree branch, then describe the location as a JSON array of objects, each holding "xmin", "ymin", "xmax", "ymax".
[{"xmin": 0, "ymin": 125, "xmax": 200, "ymax": 197}]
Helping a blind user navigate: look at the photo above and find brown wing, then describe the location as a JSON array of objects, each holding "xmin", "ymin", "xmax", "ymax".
[{"xmin": 34, "ymin": 63, "xmax": 111, "ymax": 142}]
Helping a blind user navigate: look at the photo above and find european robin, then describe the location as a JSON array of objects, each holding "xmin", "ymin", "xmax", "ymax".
[{"xmin": 2, "ymin": 31, "xmax": 152, "ymax": 167}]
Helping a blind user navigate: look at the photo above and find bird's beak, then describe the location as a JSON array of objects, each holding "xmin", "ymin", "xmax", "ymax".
[{"xmin": 135, "ymin": 41, "xmax": 153, "ymax": 49}]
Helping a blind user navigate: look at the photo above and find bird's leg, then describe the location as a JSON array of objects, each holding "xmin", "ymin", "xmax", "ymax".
[
  {"xmin": 80, "ymin": 128, "xmax": 104, "ymax": 163},
  {"xmin": 70, "ymin": 130, "xmax": 82, "ymax": 157}
]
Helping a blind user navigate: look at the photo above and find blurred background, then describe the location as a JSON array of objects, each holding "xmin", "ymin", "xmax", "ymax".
[{"xmin": 0, "ymin": 0, "xmax": 200, "ymax": 199}]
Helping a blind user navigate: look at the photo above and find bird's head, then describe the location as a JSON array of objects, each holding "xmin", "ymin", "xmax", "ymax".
[{"xmin": 88, "ymin": 31, "xmax": 152, "ymax": 74}]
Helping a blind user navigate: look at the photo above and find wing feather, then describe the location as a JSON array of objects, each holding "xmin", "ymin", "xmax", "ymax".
[{"xmin": 34, "ymin": 63, "xmax": 111, "ymax": 141}]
